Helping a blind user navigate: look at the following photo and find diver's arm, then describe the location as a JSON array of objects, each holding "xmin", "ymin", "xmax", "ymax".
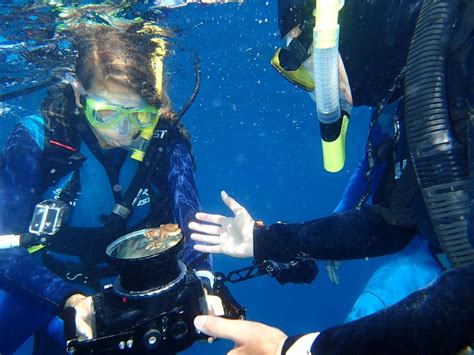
[
  {"xmin": 290, "ymin": 265, "xmax": 474, "ymax": 354},
  {"xmin": 0, "ymin": 247, "xmax": 83, "ymax": 315},
  {"xmin": 323, "ymin": 155, "xmax": 371, "ymax": 284},
  {"xmin": 253, "ymin": 205, "xmax": 416, "ymax": 263},
  {"xmin": 0, "ymin": 124, "xmax": 42, "ymax": 233},
  {"xmin": 193, "ymin": 265, "xmax": 474, "ymax": 353},
  {"xmin": 166, "ymin": 138, "xmax": 212, "ymax": 273},
  {"xmin": 0, "ymin": 124, "xmax": 84, "ymax": 313},
  {"xmin": 190, "ymin": 193, "xmax": 414, "ymax": 261}
]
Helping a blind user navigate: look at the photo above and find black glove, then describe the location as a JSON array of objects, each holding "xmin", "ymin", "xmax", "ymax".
[
  {"xmin": 274, "ymin": 259, "xmax": 319, "ymax": 285},
  {"xmin": 19, "ymin": 232, "xmax": 36, "ymax": 247}
]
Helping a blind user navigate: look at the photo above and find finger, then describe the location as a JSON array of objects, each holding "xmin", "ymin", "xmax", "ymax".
[
  {"xmin": 327, "ymin": 266, "xmax": 340, "ymax": 285},
  {"xmin": 195, "ymin": 212, "xmax": 226, "ymax": 225},
  {"xmin": 221, "ymin": 191, "xmax": 245, "ymax": 215},
  {"xmin": 330, "ymin": 269, "xmax": 336, "ymax": 284},
  {"xmin": 191, "ymin": 233, "xmax": 221, "ymax": 245},
  {"xmin": 333, "ymin": 268, "xmax": 340, "ymax": 285},
  {"xmin": 194, "ymin": 316, "xmax": 249, "ymax": 342},
  {"xmin": 330, "ymin": 261, "xmax": 341, "ymax": 285},
  {"xmin": 188, "ymin": 222, "xmax": 221, "ymax": 235},
  {"xmin": 326, "ymin": 265, "xmax": 334, "ymax": 282},
  {"xmin": 193, "ymin": 244, "xmax": 222, "ymax": 254},
  {"xmin": 229, "ymin": 348, "xmax": 247, "ymax": 355},
  {"xmin": 330, "ymin": 269, "xmax": 338, "ymax": 285}
]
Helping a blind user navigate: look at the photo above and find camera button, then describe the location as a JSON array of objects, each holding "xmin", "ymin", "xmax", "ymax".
[
  {"xmin": 143, "ymin": 329, "xmax": 162, "ymax": 350},
  {"xmin": 171, "ymin": 320, "xmax": 189, "ymax": 340}
]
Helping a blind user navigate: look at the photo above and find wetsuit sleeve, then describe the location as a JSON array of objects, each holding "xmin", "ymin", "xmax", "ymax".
[
  {"xmin": 0, "ymin": 124, "xmax": 83, "ymax": 314},
  {"xmin": 253, "ymin": 205, "xmax": 416, "ymax": 263},
  {"xmin": 305, "ymin": 265, "xmax": 474, "ymax": 354},
  {"xmin": 0, "ymin": 124, "xmax": 42, "ymax": 233},
  {"xmin": 0, "ymin": 247, "xmax": 82, "ymax": 315},
  {"xmin": 166, "ymin": 138, "xmax": 212, "ymax": 271}
]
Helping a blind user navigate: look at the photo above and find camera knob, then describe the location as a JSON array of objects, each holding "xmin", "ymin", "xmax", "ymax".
[
  {"xmin": 171, "ymin": 320, "xmax": 189, "ymax": 340},
  {"xmin": 143, "ymin": 329, "xmax": 162, "ymax": 350}
]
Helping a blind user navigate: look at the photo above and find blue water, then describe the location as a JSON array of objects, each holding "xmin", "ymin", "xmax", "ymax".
[{"xmin": 0, "ymin": 1, "xmax": 391, "ymax": 353}]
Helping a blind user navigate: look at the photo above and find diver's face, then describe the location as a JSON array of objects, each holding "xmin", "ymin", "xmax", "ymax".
[{"xmin": 84, "ymin": 83, "xmax": 146, "ymax": 149}]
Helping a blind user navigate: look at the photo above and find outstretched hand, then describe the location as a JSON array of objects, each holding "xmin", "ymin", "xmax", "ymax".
[
  {"xmin": 189, "ymin": 191, "xmax": 255, "ymax": 258},
  {"xmin": 194, "ymin": 315, "xmax": 287, "ymax": 355}
]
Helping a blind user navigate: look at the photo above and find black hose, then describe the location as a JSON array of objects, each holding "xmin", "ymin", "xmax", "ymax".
[
  {"xmin": 0, "ymin": 77, "xmax": 61, "ymax": 102},
  {"xmin": 404, "ymin": 0, "xmax": 474, "ymax": 268},
  {"xmin": 174, "ymin": 53, "xmax": 201, "ymax": 125}
]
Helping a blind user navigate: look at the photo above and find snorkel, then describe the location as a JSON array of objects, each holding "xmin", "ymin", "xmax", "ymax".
[
  {"xmin": 129, "ymin": 111, "xmax": 160, "ymax": 161},
  {"xmin": 131, "ymin": 30, "xmax": 167, "ymax": 162},
  {"xmin": 313, "ymin": 0, "xmax": 347, "ymax": 172}
]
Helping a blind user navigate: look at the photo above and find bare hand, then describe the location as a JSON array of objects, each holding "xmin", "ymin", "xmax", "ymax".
[
  {"xmin": 189, "ymin": 191, "xmax": 255, "ymax": 258},
  {"xmin": 64, "ymin": 294, "xmax": 95, "ymax": 341},
  {"xmin": 194, "ymin": 315, "xmax": 287, "ymax": 354}
]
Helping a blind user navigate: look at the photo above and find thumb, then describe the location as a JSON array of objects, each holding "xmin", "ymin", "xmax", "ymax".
[
  {"xmin": 76, "ymin": 317, "xmax": 93, "ymax": 341},
  {"xmin": 194, "ymin": 315, "xmax": 246, "ymax": 342},
  {"xmin": 221, "ymin": 191, "xmax": 246, "ymax": 216}
]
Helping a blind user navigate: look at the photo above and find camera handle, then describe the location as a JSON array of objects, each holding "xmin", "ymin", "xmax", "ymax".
[
  {"xmin": 212, "ymin": 275, "xmax": 247, "ymax": 320},
  {"xmin": 214, "ymin": 257, "xmax": 312, "ymax": 285},
  {"xmin": 210, "ymin": 258, "xmax": 313, "ymax": 321}
]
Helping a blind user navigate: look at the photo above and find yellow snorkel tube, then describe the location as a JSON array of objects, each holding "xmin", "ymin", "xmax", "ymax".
[
  {"xmin": 131, "ymin": 35, "xmax": 167, "ymax": 162},
  {"xmin": 313, "ymin": 0, "xmax": 347, "ymax": 173},
  {"xmin": 130, "ymin": 112, "xmax": 160, "ymax": 161}
]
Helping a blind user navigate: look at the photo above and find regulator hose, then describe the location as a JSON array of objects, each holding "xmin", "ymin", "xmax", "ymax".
[{"xmin": 404, "ymin": 0, "xmax": 474, "ymax": 268}]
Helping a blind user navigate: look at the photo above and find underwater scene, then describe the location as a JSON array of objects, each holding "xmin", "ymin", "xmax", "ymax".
[{"xmin": 1, "ymin": 0, "xmax": 473, "ymax": 354}]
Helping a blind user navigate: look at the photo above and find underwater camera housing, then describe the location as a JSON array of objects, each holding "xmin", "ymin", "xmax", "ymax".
[{"xmin": 65, "ymin": 225, "xmax": 236, "ymax": 354}]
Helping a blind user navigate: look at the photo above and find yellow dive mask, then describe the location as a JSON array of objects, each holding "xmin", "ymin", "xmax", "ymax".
[
  {"xmin": 83, "ymin": 95, "xmax": 159, "ymax": 135},
  {"xmin": 271, "ymin": 47, "xmax": 315, "ymax": 92}
]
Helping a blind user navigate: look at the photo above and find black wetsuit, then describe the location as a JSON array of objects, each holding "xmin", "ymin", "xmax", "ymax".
[
  {"xmin": 254, "ymin": 126, "xmax": 474, "ymax": 353},
  {"xmin": 256, "ymin": 189, "xmax": 474, "ymax": 354},
  {"xmin": 338, "ymin": 0, "xmax": 422, "ymax": 107},
  {"xmin": 254, "ymin": 124, "xmax": 474, "ymax": 353},
  {"xmin": 264, "ymin": 0, "xmax": 474, "ymax": 353}
]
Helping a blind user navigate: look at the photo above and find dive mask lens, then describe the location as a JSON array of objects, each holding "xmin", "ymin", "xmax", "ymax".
[
  {"xmin": 271, "ymin": 47, "xmax": 315, "ymax": 92},
  {"xmin": 95, "ymin": 109, "xmax": 124, "ymax": 125},
  {"xmin": 126, "ymin": 110, "xmax": 155, "ymax": 130}
]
